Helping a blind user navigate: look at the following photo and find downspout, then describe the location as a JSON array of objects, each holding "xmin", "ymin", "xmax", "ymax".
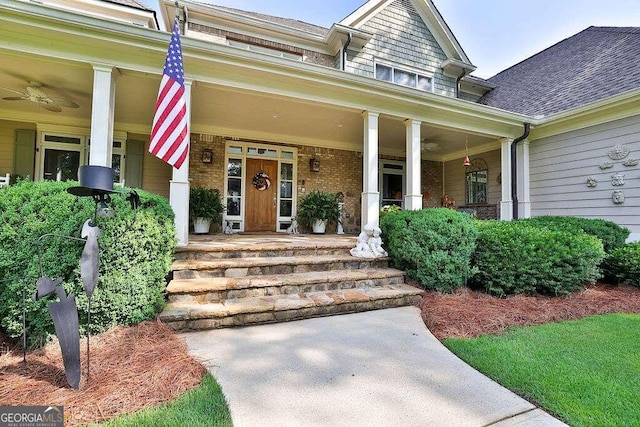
[
  {"xmin": 455, "ymin": 69, "xmax": 466, "ymax": 98},
  {"xmin": 511, "ymin": 122, "xmax": 531, "ymax": 220},
  {"xmin": 342, "ymin": 32, "xmax": 352, "ymax": 71}
]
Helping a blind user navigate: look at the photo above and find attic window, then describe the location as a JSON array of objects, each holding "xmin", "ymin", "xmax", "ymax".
[
  {"xmin": 227, "ymin": 40, "xmax": 302, "ymax": 61},
  {"xmin": 375, "ymin": 63, "xmax": 432, "ymax": 92}
]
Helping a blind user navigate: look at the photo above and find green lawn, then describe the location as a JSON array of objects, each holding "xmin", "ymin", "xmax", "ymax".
[
  {"xmin": 444, "ymin": 313, "xmax": 640, "ymax": 427},
  {"xmin": 97, "ymin": 373, "xmax": 232, "ymax": 426}
]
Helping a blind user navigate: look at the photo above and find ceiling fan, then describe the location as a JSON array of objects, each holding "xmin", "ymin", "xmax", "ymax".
[
  {"xmin": 1, "ymin": 82, "xmax": 79, "ymax": 112},
  {"xmin": 421, "ymin": 141, "xmax": 441, "ymax": 152}
]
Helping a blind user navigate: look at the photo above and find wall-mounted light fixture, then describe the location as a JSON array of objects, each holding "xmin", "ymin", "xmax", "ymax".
[
  {"xmin": 309, "ymin": 158, "xmax": 320, "ymax": 172},
  {"xmin": 202, "ymin": 149, "xmax": 212, "ymax": 164}
]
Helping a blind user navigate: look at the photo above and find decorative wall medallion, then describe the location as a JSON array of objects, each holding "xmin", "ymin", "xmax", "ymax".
[
  {"xmin": 599, "ymin": 162, "xmax": 614, "ymax": 170},
  {"xmin": 608, "ymin": 145, "xmax": 630, "ymax": 160},
  {"xmin": 613, "ymin": 190, "xmax": 625, "ymax": 204},
  {"xmin": 586, "ymin": 177, "xmax": 598, "ymax": 187},
  {"xmin": 611, "ymin": 173, "xmax": 625, "ymax": 186},
  {"xmin": 623, "ymin": 158, "xmax": 639, "ymax": 167}
]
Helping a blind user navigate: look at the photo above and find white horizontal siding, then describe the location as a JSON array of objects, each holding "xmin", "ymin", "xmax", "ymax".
[{"xmin": 530, "ymin": 115, "xmax": 640, "ymax": 233}]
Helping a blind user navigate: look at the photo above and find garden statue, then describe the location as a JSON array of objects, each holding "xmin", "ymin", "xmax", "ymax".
[
  {"xmin": 442, "ymin": 194, "xmax": 456, "ymax": 209},
  {"xmin": 350, "ymin": 224, "xmax": 387, "ymax": 258},
  {"xmin": 287, "ymin": 218, "xmax": 299, "ymax": 234}
]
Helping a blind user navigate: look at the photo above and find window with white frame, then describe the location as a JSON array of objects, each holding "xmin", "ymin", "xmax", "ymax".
[
  {"xmin": 465, "ymin": 158, "xmax": 488, "ymax": 205},
  {"xmin": 380, "ymin": 160, "xmax": 405, "ymax": 208},
  {"xmin": 375, "ymin": 63, "xmax": 433, "ymax": 92},
  {"xmin": 39, "ymin": 132, "xmax": 126, "ymax": 183}
]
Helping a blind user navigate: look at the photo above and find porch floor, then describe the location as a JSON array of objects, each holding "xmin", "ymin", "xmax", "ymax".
[{"xmin": 179, "ymin": 233, "xmax": 357, "ymax": 252}]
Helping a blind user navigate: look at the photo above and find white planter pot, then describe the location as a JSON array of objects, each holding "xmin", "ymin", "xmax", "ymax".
[
  {"xmin": 312, "ymin": 219, "xmax": 328, "ymax": 234},
  {"xmin": 193, "ymin": 217, "xmax": 212, "ymax": 234}
]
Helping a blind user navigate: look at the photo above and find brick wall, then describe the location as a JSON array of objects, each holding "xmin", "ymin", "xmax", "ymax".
[
  {"xmin": 189, "ymin": 134, "xmax": 227, "ymax": 192},
  {"xmin": 297, "ymin": 146, "xmax": 363, "ymax": 234},
  {"xmin": 189, "ymin": 23, "xmax": 336, "ymax": 68},
  {"xmin": 421, "ymin": 160, "xmax": 443, "ymax": 208}
]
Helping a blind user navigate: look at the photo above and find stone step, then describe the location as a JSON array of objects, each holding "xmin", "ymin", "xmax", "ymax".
[
  {"xmin": 166, "ymin": 268, "xmax": 405, "ymax": 303},
  {"xmin": 172, "ymin": 254, "xmax": 390, "ymax": 279},
  {"xmin": 159, "ymin": 284, "xmax": 424, "ymax": 331},
  {"xmin": 174, "ymin": 235, "xmax": 356, "ymax": 260}
]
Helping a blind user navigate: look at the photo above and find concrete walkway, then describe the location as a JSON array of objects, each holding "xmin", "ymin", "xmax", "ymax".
[{"xmin": 184, "ymin": 307, "xmax": 567, "ymax": 427}]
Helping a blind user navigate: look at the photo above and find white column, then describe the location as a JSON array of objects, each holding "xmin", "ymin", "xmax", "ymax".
[
  {"xmin": 89, "ymin": 65, "xmax": 116, "ymax": 167},
  {"xmin": 500, "ymin": 138, "xmax": 513, "ymax": 221},
  {"xmin": 361, "ymin": 111, "xmax": 380, "ymax": 228},
  {"xmin": 170, "ymin": 80, "xmax": 192, "ymax": 247},
  {"xmin": 518, "ymin": 140, "xmax": 531, "ymax": 218},
  {"xmin": 404, "ymin": 119, "xmax": 422, "ymax": 210}
]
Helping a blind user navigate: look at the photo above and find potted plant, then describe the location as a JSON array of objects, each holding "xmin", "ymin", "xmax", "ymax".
[
  {"xmin": 296, "ymin": 190, "xmax": 340, "ymax": 234},
  {"xmin": 189, "ymin": 186, "xmax": 225, "ymax": 234}
]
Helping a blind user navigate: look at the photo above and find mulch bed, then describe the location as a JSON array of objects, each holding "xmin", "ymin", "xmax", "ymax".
[
  {"xmin": 1, "ymin": 284, "xmax": 640, "ymax": 425},
  {"xmin": 421, "ymin": 283, "xmax": 640, "ymax": 340},
  {"xmin": 0, "ymin": 321, "xmax": 205, "ymax": 426}
]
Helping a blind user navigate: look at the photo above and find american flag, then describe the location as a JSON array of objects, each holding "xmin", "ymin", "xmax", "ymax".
[{"xmin": 149, "ymin": 18, "xmax": 189, "ymax": 169}]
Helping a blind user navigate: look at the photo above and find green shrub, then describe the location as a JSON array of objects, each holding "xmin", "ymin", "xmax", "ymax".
[
  {"xmin": 0, "ymin": 180, "xmax": 176, "ymax": 347},
  {"xmin": 519, "ymin": 216, "xmax": 629, "ymax": 253},
  {"xmin": 380, "ymin": 208, "xmax": 477, "ymax": 292},
  {"xmin": 602, "ymin": 243, "xmax": 640, "ymax": 287},
  {"xmin": 470, "ymin": 221, "xmax": 604, "ymax": 296}
]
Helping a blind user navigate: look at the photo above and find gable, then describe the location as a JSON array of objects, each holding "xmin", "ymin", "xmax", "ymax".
[
  {"xmin": 343, "ymin": 0, "xmax": 469, "ymax": 97},
  {"xmin": 341, "ymin": 0, "xmax": 473, "ymax": 67}
]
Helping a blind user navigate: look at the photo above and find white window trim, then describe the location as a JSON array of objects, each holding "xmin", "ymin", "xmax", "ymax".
[
  {"xmin": 374, "ymin": 59, "xmax": 434, "ymax": 93},
  {"xmin": 379, "ymin": 159, "xmax": 405, "ymax": 208},
  {"xmin": 36, "ymin": 131, "xmax": 127, "ymax": 183}
]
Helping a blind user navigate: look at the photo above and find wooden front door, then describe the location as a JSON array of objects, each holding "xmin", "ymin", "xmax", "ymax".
[{"xmin": 245, "ymin": 158, "xmax": 278, "ymax": 232}]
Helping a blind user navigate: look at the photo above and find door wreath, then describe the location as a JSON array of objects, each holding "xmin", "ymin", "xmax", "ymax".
[{"xmin": 252, "ymin": 172, "xmax": 271, "ymax": 191}]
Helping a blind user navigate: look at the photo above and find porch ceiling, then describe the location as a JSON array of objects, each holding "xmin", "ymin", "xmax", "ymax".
[{"xmin": 0, "ymin": 49, "xmax": 497, "ymax": 160}]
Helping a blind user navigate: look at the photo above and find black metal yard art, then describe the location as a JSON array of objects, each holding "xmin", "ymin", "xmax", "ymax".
[{"xmin": 24, "ymin": 165, "xmax": 140, "ymax": 389}]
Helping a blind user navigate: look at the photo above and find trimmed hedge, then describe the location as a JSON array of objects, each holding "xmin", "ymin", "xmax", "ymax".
[
  {"xmin": 380, "ymin": 208, "xmax": 477, "ymax": 292},
  {"xmin": 518, "ymin": 216, "xmax": 629, "ymax": 253},
  {"xmin": 0, "ymin": 180, "xmax": 176, "ymax": 347},
  {"xmin": 602, "ymin": 243, "xmax": 640, "ymax": 287},
  {"xmin": 470, "ymin": 221, "xmax": 604, "ymax": 296}
]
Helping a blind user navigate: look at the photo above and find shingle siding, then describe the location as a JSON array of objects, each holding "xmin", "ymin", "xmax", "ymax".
[
  {"xmin": 346, "ymin": 0, "xmax": 456, "ymax": 97},
  {"xmin": 530, "ymin": 115, "xmax": 640, "ymax": 234}
]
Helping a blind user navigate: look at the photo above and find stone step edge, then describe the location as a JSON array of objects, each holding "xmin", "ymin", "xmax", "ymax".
[
  {"xmin": 163, "ymin": 294, "xmax": 422, "ymax": 331},
  {"xmin": 175, "ymin": 241, "xmax": 356, "ymax": 254},
  {"xmin": 172, "ymin": 254, "xmax": 389, "ymax": 271},
  {"xmin": 167, "ymin": 268, "xmax": 405, "ymax": 294},
  {"xmin": 159, "ymin": 284, "xmax": 424, "ymax": 322}
]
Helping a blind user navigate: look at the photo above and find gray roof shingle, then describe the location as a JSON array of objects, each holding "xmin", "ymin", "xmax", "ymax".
[{"xmin": 480, "ymin": 27, "xmax": 640, "ymax": 117}]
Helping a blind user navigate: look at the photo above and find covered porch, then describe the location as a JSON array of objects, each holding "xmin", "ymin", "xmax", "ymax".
[{"xmin": 0, "ymin": 1, "xmax": 531, "ymax": 246}]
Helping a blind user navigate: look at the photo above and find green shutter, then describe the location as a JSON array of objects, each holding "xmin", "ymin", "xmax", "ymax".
[
  {"xmin": 14, "ymin": 129, "xmax": 36, "ymax": 180},
  {"xmin": 125, "ymin": 140, "xmax": 144, "ymax": 188}
]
